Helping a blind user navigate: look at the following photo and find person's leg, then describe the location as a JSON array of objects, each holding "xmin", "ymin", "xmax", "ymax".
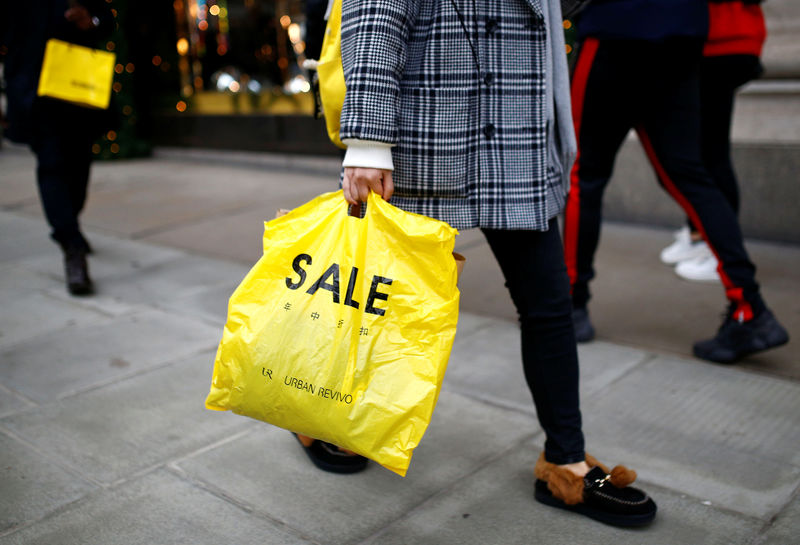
[
  {"xmin": 483, "ymin": 222, "xmax": 657, "ymax": 526},
  {"xmin": 32, "ymin": 127, "xmax": 87, "ymax": 251},
  {"xmin": 667, "ymin": 55, "xmax": 763, "ymax": 280},
  {"xmin": 699, "ymin": 54, "xmax": 763, "ymax": 216},
  {"xmin": 67, "ymin": 148, "xmax": 91, "ymax": 217},
  {"xmin": 637, "ymin": 41, "xmax": 787, "ymax": 360},
  {"xmin": 639, "ymin": 41, "xmax": 762, "ymax": 316},
  {"xmin": 483, "ymin": 222, "xmax": 584, "ymax": 465},
  {"xmin": 64, "ymin": 133, "xmax": 94, "ymax": 252},
  {"xmin": 564, "ymin": 38, "xmax": 636, "ymax": 339},
  {"xmin": 31, "ymin": 120, "xmax": 94, "ymax": 294}
]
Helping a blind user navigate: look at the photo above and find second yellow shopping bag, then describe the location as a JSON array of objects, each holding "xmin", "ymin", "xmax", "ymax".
[
  {"xmin": 206, "ymin": 190, "xmax": 460, "ymax": 476},
  {"xmin": 37, "ymin": 39, "xmax": 116, "ymax": 110}
]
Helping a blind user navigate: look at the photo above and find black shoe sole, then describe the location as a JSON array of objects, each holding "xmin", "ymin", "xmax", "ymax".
[
  {"xmin": 294, "ymin": 434, "xmax": 368, "ymax": 474},
  {"xmin": 534, "ymin": 484, "xmax": 656, "ymax": 528},
  {"xmin": 694, "ymin": 330, "xmax": 789, "ymax": 363},
  {"xmin": 68, "ymin": 283, "xmax": 94, "ymax": 296}
]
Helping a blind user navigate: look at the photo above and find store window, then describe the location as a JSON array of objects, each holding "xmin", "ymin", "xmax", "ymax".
[{"xmin": 172, "ymin": 0, "xmax": 315, "ymax": 115}]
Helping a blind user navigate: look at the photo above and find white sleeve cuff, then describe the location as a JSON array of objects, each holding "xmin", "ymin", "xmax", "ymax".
[{"xmin": 342, "ymin": 139, "xmax": 395, "ymax": 171}]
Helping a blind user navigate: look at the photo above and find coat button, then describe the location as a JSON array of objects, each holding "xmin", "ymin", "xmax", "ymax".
[
  {"xmin": 483, "ymin": 72, "xmax": 494, "ymax": 85},
  {"xmin": 484, "ymin": 124, "xmax": 496, "ymax": 139},
  {"xmin": 486, "ymin": 19, "xmax": 498, "ymax": 34}
]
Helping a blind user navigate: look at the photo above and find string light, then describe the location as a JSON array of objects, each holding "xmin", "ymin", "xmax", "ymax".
[{"xmin": 177, "ymin": 38, "xmax": 189, "ymax": 56}]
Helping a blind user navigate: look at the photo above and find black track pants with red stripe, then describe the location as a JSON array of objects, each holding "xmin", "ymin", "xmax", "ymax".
[{"xmin": 563, "ymin": 37, "xmax": 765, "ymax": 320}]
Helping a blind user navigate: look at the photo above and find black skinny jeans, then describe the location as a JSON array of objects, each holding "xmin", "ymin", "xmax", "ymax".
[{"xmin": 482, "ymin": 220, "xmax": 585, "ymax": 465}]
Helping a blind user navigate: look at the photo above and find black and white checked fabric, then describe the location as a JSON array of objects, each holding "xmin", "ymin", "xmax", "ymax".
[{"xmin": 340, "ymin": 0, "xmax": 559, "ymax": 231}]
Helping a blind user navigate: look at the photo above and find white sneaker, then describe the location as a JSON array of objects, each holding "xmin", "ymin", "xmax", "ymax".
[
  {"xmin": 675, "ymin": 248, "xmax": 720, "ymax": 283},
  {"xmin": 660, "ymin": 227, "xmax": 709, "ymax": 264}
]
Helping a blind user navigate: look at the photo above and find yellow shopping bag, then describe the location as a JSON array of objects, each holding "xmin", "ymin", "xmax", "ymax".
[
  {"xmin": 206, "ymin": 190, "xmax": 461, "ymax": 476},
  {"xmin": 37, "ymin": 39, "xmax": 116, "ymax": 109},
  {"xmin": 317, "ymin": 0, "xmax": 346, "ymax": 148}
]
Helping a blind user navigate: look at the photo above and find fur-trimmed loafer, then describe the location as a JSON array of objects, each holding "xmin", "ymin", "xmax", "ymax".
[{"xmin": 534, "ymin": 453, "xmax": 657, "ymax": 527}]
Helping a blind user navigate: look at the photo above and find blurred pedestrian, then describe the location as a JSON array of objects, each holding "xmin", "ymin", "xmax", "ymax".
[
  {"xmin": 295, "ymin": 0, "xmax": 658, "ymax": 528},
  {"xmin": 563, "ymin": 0, "xmax": 788, "ymax": 363},
  {"xmin": 1, "ymin": 0, "xmax": 115, "ymax": 295},
  {"xmin": 662, "ymin": 0, "xmax": 767, "ymax": 282}
]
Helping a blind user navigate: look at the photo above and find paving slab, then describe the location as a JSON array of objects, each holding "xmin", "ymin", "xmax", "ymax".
[
  {"xmin": 581, "ymin": 355, "xmax": 800, "ymax": 519},
  {"xmin": 140, "ymin": 186, "xmax": 335, "ymax": 264},
  {"xmin": 0, "ymin": 431, "xmax": 96, "ymax": 534},
  {"xmin": 175, "ymin": 389, "xmax": 537, "ymax": 545},
  {"xmin": 0, "ymin": 145, "xmax": 40, "ymax": 207},
  {"xmin": 0, "ymin": 264, "xmax": 110, "ymax": 350},
  {"xmin": 1, "ymin": 352, "xmax": 254, "ymax": 485},
  {"xmin": 760, "ymin": 490, "xmax": 800, "ymax": 545},
  {"xmin": 0, "ymin": 385, "xmax": 35, "ymax": 418},
  {"xmin": 79, "ymin": 253, "xmax": 249, "ymax": 311},
  {"xmin": 4, "ymin": 215, "xmax": 195, "ymax": 314},
  {"xmin": 160, "ymin": 280, "xmax": 245, "ymax": 330},
  {"xmin": 0, "ymin": 308, "xmax": 218, "ymax": 402},
  {"xmin": 70, "ymin": 164, "xmax": 335, "ymax": 239},
  {"xmin": 446, "ymin": 313, "xmax": 649, "ymax": 414},
  {"xmin": 0, "ymin": 214, "xmax": 53, "ymax": 264},
  {"xmin": 588, "ymin": 222, "xmax": 800, "ymax": 380},
  {"xmin": 0, "ymin": 469, "xmax": 313, "ymax": 545},
  {"xmin": 154, "ymin": 147, "xmax": 342, "ymax": 178},
  {"xmin": 13, "ymin": 228, "xmax": 189, "ymax": 280},
  {"xmin": 360, "ymin": 442, "xmax": 763, "ymax": 545},
  {"xmin": 141, "ymin": 207, "xmax": 276, "ymax": 264}
]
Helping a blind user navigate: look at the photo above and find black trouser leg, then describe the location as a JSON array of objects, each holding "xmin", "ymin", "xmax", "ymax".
[
  {"xmin": 564, "ymin": 38, "xmax": 635, "ymax": 309},
  {"xmin": 483, "ymin": 221, "xmax": 585, "ymax": 465},
  {"xmin": 32, "ymin": 123, "xmax": 93, "ymax": 250},
  {"xmin": 687, "ymin": 54, "xmax": 763, "ymax": 231},
  {"xmin": 637, "ymin": 50, "xmax": 765, "ymax": 319}
]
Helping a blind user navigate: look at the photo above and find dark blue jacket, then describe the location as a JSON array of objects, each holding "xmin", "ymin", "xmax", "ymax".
[{"xmin": 577, "ymin": 0, "xmax": 709, "ymax": 42}]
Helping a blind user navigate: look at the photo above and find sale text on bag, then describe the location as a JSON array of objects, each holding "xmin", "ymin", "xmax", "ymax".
[{"xmin": 285, "ymin": 253, "xmax": 393, "ymax": 316}]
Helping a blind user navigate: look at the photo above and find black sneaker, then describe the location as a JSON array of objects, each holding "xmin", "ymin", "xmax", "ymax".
[
  {"xmin": 572, "ymin": 307, "xmax": 595, "ymax": 343},
  {"xmin": 693, "ymin": 307, "xmax": 789, "ymax": 363}
]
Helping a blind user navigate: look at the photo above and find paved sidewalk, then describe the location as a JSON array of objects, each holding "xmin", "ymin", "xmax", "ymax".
[{"xmin": 1, "ymin": 145, "xmax": 798, "ymax": 544}]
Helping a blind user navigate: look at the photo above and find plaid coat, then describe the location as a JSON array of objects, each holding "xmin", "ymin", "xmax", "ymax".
[{"xmin": 340, "ymin": 0, "xmax": 573, "ymax": 230}]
